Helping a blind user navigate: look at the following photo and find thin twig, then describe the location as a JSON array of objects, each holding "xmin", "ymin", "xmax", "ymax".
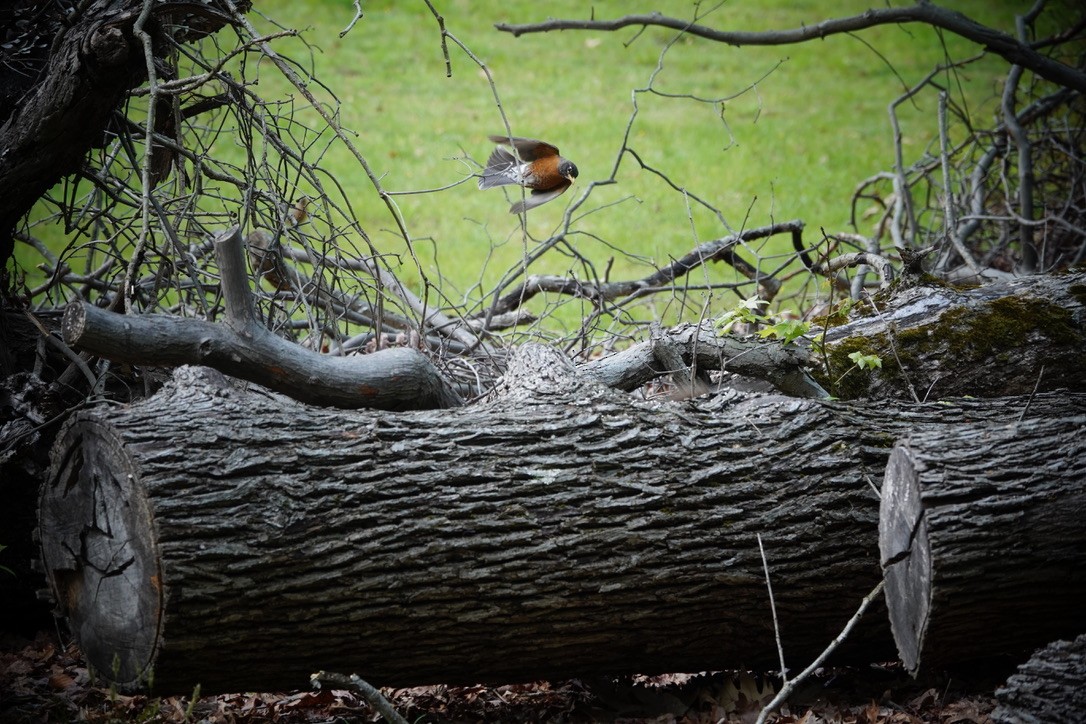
[
  {"xmin": 1018, "ymin": 364, "xmax": 1045, "ymax": 421},
  {"xmin": 757, "ymin": 534, "xmax": 788, "ymax": 684},
  {"xmin": 311, "ymin": 670, "xmax": 407, "ymax": 724},
  {"xmin": 339, "ymin": 0, "xmax": 363, "ymax": 38},
  {"xmin": 754, "ymin": 580, "xmax": 886, "ymax": 724}
]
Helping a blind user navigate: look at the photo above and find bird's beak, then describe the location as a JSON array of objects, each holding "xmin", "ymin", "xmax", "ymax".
[{"xmin": 564, "ymin": 173, "xmax": 576, "ymax": 184}]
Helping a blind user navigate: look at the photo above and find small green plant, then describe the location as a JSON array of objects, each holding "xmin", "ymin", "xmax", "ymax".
[
  {"xmin": 714, "ymin": 297, "xmax": 769, "ymax": 335},
  {"xmin": 847, "ymin": 351, "xmax": 883, "ymax": 370},
  {"xmin": 758, "ymin": 318, "xmax": 811, "ymax": 344},
  {"xmin": 716, "ymin": 299, "xmax": 812, "ymax": 346}
]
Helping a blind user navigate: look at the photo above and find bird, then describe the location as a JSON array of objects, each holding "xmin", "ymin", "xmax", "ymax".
[{"xmin": 478, "ymin": 135, "xmax": 579, "ymax": 213}]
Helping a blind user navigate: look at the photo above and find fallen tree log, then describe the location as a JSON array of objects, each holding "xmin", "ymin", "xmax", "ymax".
[
  {"xmin": 37, "ymin": 347, "xmax": 1086, "ymax": 694},
  {"xmin": 993, "ymin": 634, "xmax": 1086, "ymax": 724},
  {"xmin": 814, "ymin": 269, "xmax": 1086, "ymax": 400},
  {"xmin": 879, "ymin": 415, "xmax": 1086, "ymax": 674}
]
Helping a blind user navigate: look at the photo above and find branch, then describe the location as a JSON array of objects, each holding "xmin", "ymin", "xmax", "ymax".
[
  {"xmin": 311, "ymin": 671, "xmax": 407, "ymax": 724},
  {"xmin": 61, "ymin": 227, "xmax": 463, "ymax": 410},
  {"xmin": 755, "ymin": 580, "xmax": 886, "ymax": 724},
  {"xmin": 478, "ymin": 221, "xmax": 805, "ymax": 318},
  {"xmin": 495, "ymin": 3, "xmax": 1086, "ymax": 93},
  {"xmin": 580, "ymin": 321, "xmax": 830, "ymax": 399}
]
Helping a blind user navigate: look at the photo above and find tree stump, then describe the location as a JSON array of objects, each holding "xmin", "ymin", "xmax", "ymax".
[
  {"xmin": 879, "ymin": 415, "xmax": 1086, "ymax": 674},
  {"xmin": 993, "ymin": 634, "xmax": 1086, "ymax": 724},
  {"xmin": 37, "ymin": 350, "xmax": 1086, "ymax": 694}
]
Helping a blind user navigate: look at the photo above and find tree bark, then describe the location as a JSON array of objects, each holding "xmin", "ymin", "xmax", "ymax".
[
  {"xmin": 815, "ymin": 270, "xmax": 1086, "ymax": 400},
  {"xmin": 879, "ymin": 416, "xmax": 1086, "ymax": 675},
  {"xmin": 993, "ymin": 634, "xmax": 1086, "ymax": 724},
  {"xmin": 37, "ymin": 347, "xmax": 1086, "ymax": 694}
]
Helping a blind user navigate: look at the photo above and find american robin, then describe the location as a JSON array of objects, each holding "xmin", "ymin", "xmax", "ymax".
[{"xmin": 478, "ymin": 135, "xmax": 579, "ymax": 213}]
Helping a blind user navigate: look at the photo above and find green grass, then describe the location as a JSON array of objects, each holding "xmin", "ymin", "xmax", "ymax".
[{"xmin": 16, "ymin": 1, "xmax": 1019, "ymax": 329}]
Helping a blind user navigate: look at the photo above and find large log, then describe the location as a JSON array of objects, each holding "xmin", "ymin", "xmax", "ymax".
[
  {"xmin": 815, "ymin": 269, "xmax": 1086, "ymax": 400},
  {"xmin": 993, "ymin": 634, "xmax": 1086, "ymax": 724},
  {"xmin": 37, "ymin": 349, "xmax": 1086, "ymax": 694},
  {"xmin": 879, "ymin": 416, "xmax": 1086, "ymax": 674}
]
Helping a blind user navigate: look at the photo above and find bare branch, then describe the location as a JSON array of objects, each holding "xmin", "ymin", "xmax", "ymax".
[
  {"xmin": 480, "ymin": 221, "xmax": 804, "ymax": 318},
  {"xmin": 754, "ymin": 581, "xmax": 886, "ymax": 724},
  {"xmin": 495, "ymin": 3, "xmax": 1086, "ymax": 93},
  {"xmin": 62, "ymin": 228, "xmax": 463, "ymax": 410}
]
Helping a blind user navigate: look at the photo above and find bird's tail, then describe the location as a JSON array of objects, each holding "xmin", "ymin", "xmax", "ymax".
[{"xmin": 478, "ymin": 146, "xmax": 518, "ymax": 189}]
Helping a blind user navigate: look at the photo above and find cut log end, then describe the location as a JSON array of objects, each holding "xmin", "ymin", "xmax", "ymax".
[
  {"xmin": 61, "ymin": 301, "xmax": 88, "ymax": 347},
  {"xmin": 878, "ymin": 443, "xmax": 931, "ymax": 674},
  {"xmin": 38, "ymin": 418, "xmax": 161, "ymax": 689}
]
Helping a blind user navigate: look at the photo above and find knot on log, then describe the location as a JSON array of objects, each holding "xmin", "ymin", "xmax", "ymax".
[{"xmin": 86, "ymin": 24, "xmax": 130, "ymax": 68}]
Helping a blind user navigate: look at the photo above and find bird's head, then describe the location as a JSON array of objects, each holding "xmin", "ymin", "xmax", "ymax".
[{"xmin": 559, "ymin": 160, "xmax": 579, "ymax": 184}]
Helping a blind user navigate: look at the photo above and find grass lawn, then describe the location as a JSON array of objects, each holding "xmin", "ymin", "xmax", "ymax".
[{"xmin": 18, "ymin": 1, "xmax": 1019, "ymax": 332}]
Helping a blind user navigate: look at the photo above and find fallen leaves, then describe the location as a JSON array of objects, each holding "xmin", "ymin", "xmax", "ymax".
[{"xmin": 0, "ymin": 633, "xmax": 1002, "ymax": 723}]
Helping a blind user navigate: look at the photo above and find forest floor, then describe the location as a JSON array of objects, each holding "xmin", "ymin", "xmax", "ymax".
[{"xmin": 1, "ymin": 630, "xmax": 1009, "ymax": 723}]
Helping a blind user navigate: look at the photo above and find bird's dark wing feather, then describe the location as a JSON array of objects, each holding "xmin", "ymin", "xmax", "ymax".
[
  {"xmin": 508, "ymin": 180, "xmax": 572, "ymax": 213},
  {"xmin": 478, "ymin": 146, "xmax": 519, "ymax": 189},
  {"xmin": 488, "ymin": 135, "xmax": 559, "ymax": 161}
]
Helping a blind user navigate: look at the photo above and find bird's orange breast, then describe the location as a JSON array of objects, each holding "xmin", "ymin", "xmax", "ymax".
[{"xmin": 527, "ymin": 156, "xmax": 565, "ymax": 191}]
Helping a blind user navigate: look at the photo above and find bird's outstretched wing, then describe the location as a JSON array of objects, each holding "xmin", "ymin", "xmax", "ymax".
[
  {"xmin": 508, "ymin": 181, "xmax": 572, "ymax": 214},
  {"xmin": 488, "ymin": 135, "xmax": 559, "ymax": 161}
]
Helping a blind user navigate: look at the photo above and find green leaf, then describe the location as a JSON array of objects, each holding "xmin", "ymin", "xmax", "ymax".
[{"xmin": 847, "ymin": 351, "xmax": 883, "ymax": 370}]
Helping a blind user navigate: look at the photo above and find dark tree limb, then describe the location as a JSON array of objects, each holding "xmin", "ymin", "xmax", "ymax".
[
  {"xmin": 879, "ymin": 416, "xmax": 1086, "ymax": 674},
  {"xmin": 476, "ymin": 221, "xmax": 804, "ymax": 318},
  {"xmin": 993, "ymin": 635, "xmax": 1086, "ymax": 724},
  {"xmin": 62, "ymin": 227, "xmax": 462, "ymax": 410},
  {"xmin": 495, "ymin": 3, "xmax": 1086, "ymax": 94},
  {"xmin": 581, "ymin": 321, "xmax": 828, "ymax": 399}
]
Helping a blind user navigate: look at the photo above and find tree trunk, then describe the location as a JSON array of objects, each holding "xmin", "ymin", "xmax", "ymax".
[
  {"xmin": 37, "ymin": 350, "xmax": 1086, "ymax": 694},
  {"xmin": 993, "ymin": 634, "xmax": 1086, "ymax": 724},
  {"xmin": 879, "ymin": 416, "xmax": 1086, "ymax": 675},
  {"xmin": 815, "ymin": 270, "xmax": 1086, "ymax": 400}
]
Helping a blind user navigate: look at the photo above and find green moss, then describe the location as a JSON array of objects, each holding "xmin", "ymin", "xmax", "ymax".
[
  {"xmin": 818, "ymin": 295, "xmax": 1084, "ymax": 400},
  {"xmin": 1069, "ymin": 284, "xmax": 1086, "ymax": 306}
]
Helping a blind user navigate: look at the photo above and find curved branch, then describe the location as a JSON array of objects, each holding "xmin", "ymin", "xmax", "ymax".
[
  {"xmin": 495, "ymin": 3, "xmax": 1086, "ymax": 93},
  {"xmin": 61, "ymin": 227, "xmax": 463, "ymax": 410}
]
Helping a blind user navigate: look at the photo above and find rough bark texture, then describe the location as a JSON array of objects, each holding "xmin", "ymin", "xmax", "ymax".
[
  {"xmin": 37, "ymin": 346, "xmax": 1086, "ymax": 694},
  {"xmin": 815, "ymin": 270, "xmax": 1086, "ymax": 400},
  {"xmin": 993, "ymin": 634, "xmax": 1086, "ymax": 724},
  {"xmin": 879, "ymin": 416, "xmax": 1086, "ymax": 675}
]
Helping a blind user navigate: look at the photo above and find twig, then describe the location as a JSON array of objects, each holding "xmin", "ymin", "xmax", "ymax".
[
  {"xmin": 339, "ymin": 0, "xmax": 363, "ymax": 38},
  {"xmin": 125, "ymin": 0, "xmax": 160, "ymax": 313},
  {"xmin": 311, "ymin": 670, "xmax": 407, "ymax": 724},
  {"xmin": 1018, "ymin": 364, "xmax": 1045, "ymax": 422},
  {"xmin": 939, "ymin": 91, "xmax": 983, "ymax": 276},
  {"xmin": 754, "ymin": 580, "xmax": 886, "ymax": 724},
  {"xmin": 422, "ymin": 0, "xmax": 453, "ymax": 77},
  {"xmin": 757, "ymin": 534, "xmax": 788, "ymax": 684}
]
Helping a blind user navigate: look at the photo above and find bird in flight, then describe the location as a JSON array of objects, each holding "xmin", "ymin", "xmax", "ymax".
[{"xmin": 478, "ymin": 135, "xmax": 579, "ymax": 213}]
